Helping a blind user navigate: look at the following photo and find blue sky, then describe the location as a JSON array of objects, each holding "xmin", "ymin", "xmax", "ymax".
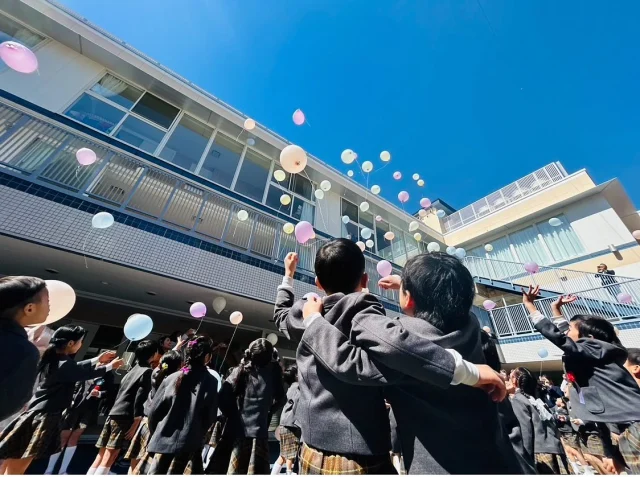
[{"xmin": 60, "ymin": 0, "xmax": 640, "ymax": 210}]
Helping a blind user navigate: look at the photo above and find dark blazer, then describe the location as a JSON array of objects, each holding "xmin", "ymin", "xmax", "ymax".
[
  {"xmin": 499, "ymin": 399, "xmax": 537, "ymax": 474},
  {"xmin": 274, "ymin": 287, "xmax": 456, "ymax": 457},
  {"xmin": 0, "ymin": 320, "xmax": 39, "ymax": 420},
  {"xmin": 279, "ymin": 382, "xmax": 299, "ymax": 429},
  {"xmin": 109, "ymin": 364, "xmax": 152, "ymax": 418},
  {"xmin": 29, "ymin": 356, "xmax": 108, "ymax": 412},
  {"xmin": 147, "ymin": 368, "xmax": 218, "ymax": 454},
  {"xmin": 510, "ymin": 391, "xmax": 564, "ymax": 455},
  {"xmin": 143, "ymin": 368, "xmax": 162, "ymax": 417},
  {"xmin": 301, "ymin": 312, "xmax": 522, "ymax": 474},
  {"xmin": 535, "ymin": 317, "xmax": 640, "ymax": 423}
]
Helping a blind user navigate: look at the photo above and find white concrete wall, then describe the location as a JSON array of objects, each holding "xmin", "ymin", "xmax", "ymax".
[{"xmin": 0, "ymin": 39, "xmax": 103, "ymax": 112}]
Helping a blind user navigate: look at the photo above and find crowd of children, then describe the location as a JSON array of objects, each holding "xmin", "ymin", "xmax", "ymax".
[{"xmin": 1, "ymin": 237, "xmax": 640, "ymax": 474}]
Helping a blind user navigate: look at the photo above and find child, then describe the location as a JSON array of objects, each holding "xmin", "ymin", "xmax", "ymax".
[
  {"xmin": 509, "ymin": 367, "xmax": 571, "ymax": 474},
  {"xmin": 276, "ymin": 243, "xmax": 508, "ymax": 474},
  {"xmin": 624, "ymin": 348, "xmax": 640, "ymax": 387},
  {"xmin": 272, "ymin": 365, "xmax": 300, "ymax": 475},
  {"xmin": 124, "ymin": 350, "xmax": 182, "ymax": 474},
  {"xmin": 0, "ymin": 276, "xmax": 50, "ymax": 421},
  {"xmin": 554, "ymin": 397, "xmax": 586, "ymax": 473},
  {"xmin": 136, "ymin": 336, "xmax": 218, "ymax": 474},
  {"xmin": 0, "ymin": 325, "xmax": 122, "ymax": 475},
  {"xmin": 298, "ymin": 250, "xmax": 518, "ymax": 474},
  {"xmin": 90, "ymin": 340, "xmax": 162, "ymax": 475},
  {"xmin": 523, "ymin": 286, "xmax": 640, "ymax": 474}
]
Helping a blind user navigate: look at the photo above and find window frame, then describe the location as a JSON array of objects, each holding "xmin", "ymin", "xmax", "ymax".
[
  {"xmin": 265, "ymin": 178, "xmax": 317, "ymax": 224},
  {"xmin": 0, "ymin": 11, "xmax": 48, "ymax": 52}
]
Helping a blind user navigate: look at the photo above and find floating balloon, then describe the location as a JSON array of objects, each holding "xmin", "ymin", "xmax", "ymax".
[
  {"xmin": 0, "ymin": 41, "xmax": 38, "ymax": 74},
  {"xmin": 92, "ymin": 212, "xmax": 114, "ymax": 229},
  {"xmin": 303, "ymin": 292, "xmax": 320, "ymax": 301},
  {"xmin": 212, "ymin": 297, "xmax": 226, "ymax": 314},
  {"xmin": 398, "ymin": 191, "xmax": 409, "ymax": 203},
  {"xmin": 436, "ymin": 209, "xmax": 446, "ymax": 218},
  {"xmin": 393, "ymin": 171, "xmax": 402, "ymax": 180},
  {"xmin": 446, "ymin": 246, "xmax": 457, "ymax": 255},
  {"xmin": 247, "ymin": 138, "xmax": 256, "ymax": 146},
  {"xmin": 632, "ymin": 230, "xmax": 640, "ymax": 240},
  {"xmin": 548, "ymin": 217, "xmax": 562, "ymax": 227},
  {"xmin": 295, "ymin": 221, "xmax": 314, "ymax": 244},
  {"xmin": 362, "ymin": 161, "xmax": 373, "ymax": 173},
  {"xmin": 427, "ymin": 242, "xmax": 441, "ymax": 253},
  {"xmin": 361, "ymin": 227, "xmax": 373, "ymax": 240},
  {"xmin": 273, "ymin": 170, "xmax": 286, "ymax": 182},
  {"xmin": 380, "ymin": 151, "xmax": 391, "ymax": 162},
  {"xmin": 413, "ymin": 232, "xmax": 422, "ymax": 242},
  {"xmin": 412, "ymin": 173, "xmax": 420, "ymax": 181},
  {"xmin": 347, "ymin": 170, "xmax": 354, "ymax": 177},
  {"xmin": 417, "ymin": 179, "xmax": 425, "ymax": 187},
  {"xmin": 280, "ymin": 194, "xmax": 291, "ymax": 206},
  {"xmin": 341, "ymin": 215, "xmax": 350, "ymax": 224},
  {"xmin": 455, "ymin": 248, "xmax": 466, "ymax": 259},
  {"xmin": 409, "ymin": 221, "xmax": 419, "ymax": 232},
  {"xmin": 76, "ymin": 148, "xmax": 97, "ymax": 166},
  {"xmin": 356, "ymin": 241, "xmax": 366, "ymax": 252},
  {"xmin": 485, "ymin": 244, "xmax": 494, "ymax": 252},
  {"xmin": 341, "ymin": 149, "xmax": 357, "ymax": 164},
  {"xmin": 524, "ymin": 262, "xmax": 539, "ymax": 274},
  {"xmin": 124, "ymin": 313, "xmax": 153, "ymax": 341},
  {"xmin": 375, "ymin": 215, "xmax": 382, "ymax": 222},
  {"xmin": 266, "ymin": 333, "xmax": 279, "ymax": 345},
  {"xmin": 483, "ymin": 300, "xmax": 497, "ymax": 311},
  {"xmin": 190, "ymin": 302, "xmax": 206, "ymax": 318},
  {"xmin": 229, "ymin": 311, "xmax": 243, "ymax": 325},
  {"xmin": 314, "ymin": 189, "xmax": 324, "ymax": 200},
  {"xmin": 537, "ymin": 348, "xmax": 549, "ymax": 359},
  {"xmin": 292, "ymin": 109, "xmax": 305, "ymax": 126},
  {"xmin": 420, "ymin": 198, "xmax": 432, "ymax": 208},
  {"xmin": 280, "ymin": 145, "xmax": 307, "ymax": 174},
  {"xmin": 366, "ymin": 239, "xmax": 374, "ymax": 248},
  {"xmin": 371, "ymin": 185, "xmax": 381, "ymax": 195},
  {"xmin": 319, "ymin": 180, "xmax": 331, "ymax": 192},
  {"xmin": 44, "ymin": 280, "xmax": 76, "ymax": 324},
  {"xmin": 360, "ymin": 201, "xmax": 370, "ymax": 212},
  {"xmin": 377, "ymin": 260, "xmax": 393, "ymax": 277},
  {"xmin": 244, "ymin": 118, "xmax": 256, "ymax": 130},
  {"xmin": 283, "ymin": 222, "xmax": 294, "ymax": 234},
  {"xmin": 384, "ymin": 231, "xmax": 395, "ymax": 241},
  {"xmin": 617, "ymin": 292, "xmax": 633, "ymax": 305},
  {"xmin": 418, "ymin": 209, "xmax": 427, "ymax": 218},
  {"xmin": 237, "ymin": 210, "xmax": 249, "ymax": 221}
]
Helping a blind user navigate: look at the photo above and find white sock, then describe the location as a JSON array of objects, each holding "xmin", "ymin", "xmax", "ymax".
[
  {"xmin": 87, "ymin": 467, "xmax": 96, "ymax": 475},
  {"xmin": 95, "ymin": 466, "xmax": 109, "ymax": 475},
  {"xmin": 205, "ymin": 446, "xmax": 216, "ymax": 467},
  {"xmin": 271, "ymin": 461, "xmax": 283, "ymax": 475},
  {"xmin": 45, "ymin": 452, "xmax": 61, "ymax": 474},
  {"xmin": 202, "ymin": 444, "xmax": 210, "ymax": 463},
  {"xmin": 59, "ymin": 446, "xmax": 77, "ymax": 474}
]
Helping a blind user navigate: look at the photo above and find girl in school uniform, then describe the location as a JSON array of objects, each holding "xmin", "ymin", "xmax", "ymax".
[
  {"xmin": 272, "ymin": 365, "xmax": 300, "ymax": 475},
  {"xmin": 135, "ymin": 336, "xmax": 218, "ymax": 475},
  {"xmin": 0, "ymin": 325, "xmax": 123, "ymax": 475},
  {"xmin": 124, "ymin": 350, "xmax": 182, "ymax": 473}
]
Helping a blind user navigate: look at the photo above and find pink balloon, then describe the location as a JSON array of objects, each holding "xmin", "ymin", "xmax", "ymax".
[
  {"xmin": 376, "ymin": 260, "xmax": 393, "ymax": 278},
  {"xmin": 633, "ymin": 230, "xmax": 640, "ymax": 240},
  {"xmin": 617, "ymin": 292, "xmax": 633, "ymax": 305},
  {"xmin": 190, "ymin": 302, "xmax": 207, "ymax": 318},
  {"xmin": 303, "ymin": 292, "xmax": 320, "ymax": 301},
  {"xmin": 375, "ymin": 215, "xmax": 382, "ymax": 222},
  {"xmin": 393, "ymin": 171, "xmax": 402, "ymax": 180},
  {"xmin": 76, "ymin": 148, "xmax": 97, "ymax": 166},
  {"xmin": 524, "ymin": 262, "xmax": 539, "ymax": 274},
  {"xmin": 420, "ymin": 198, "xmax": 432, "ymax": 209},
  {"xmin": 483, "ymin": 299, "xmax": 497, "ymax": 311},
  {"xmin": 295, "ymin": 221, "xmax": 314, "ymax": 244},
  {"xmin": 398, "ymin": 191, "xmax": 410, "ymax": 203},
  {"xmin": 0, "ymin": 41, "xmax": 38, "ymax": 74},
  {"xmin": 292, "ymin": 109, "xmax": 305, "ymax": 126}
]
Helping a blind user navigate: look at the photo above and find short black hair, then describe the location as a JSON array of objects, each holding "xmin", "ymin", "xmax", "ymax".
[
  {"xmin": 134, "ymin": 340, "xmax": 161, "ymax": 365},
  {"xmin": 401, "ymin": 252, "xmax": 475, "ymax": 334},
  {"xmin": 0, "ymin": 276, "xmax": 47, "ymax": 320},
  {"xmin": 283, "ymin": 365, "xmax": 298, "ymax": 385},
  {"xmin": 315, "ymin": 238, "xmax": 365, "ymax": 295},
  {"xmin": 577, "ymin": 316, "xmax": 620, "ymax": 344},
  {"xmin": 480, "ymin": 330, "xmax": 501, "ymax": 372},
  {"xmin": 627, "ymin": 348, "xmax": 640, "ymax": 366}
]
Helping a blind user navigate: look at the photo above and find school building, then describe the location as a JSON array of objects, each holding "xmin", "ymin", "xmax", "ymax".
[{"xmin": 1, "ymin": 0, "xmax": 640, "ymax": 378}]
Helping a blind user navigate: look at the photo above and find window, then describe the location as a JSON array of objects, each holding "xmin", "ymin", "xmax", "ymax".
[
  {"xmin": 265, "ymin": 186, "xmax": 292, "ymax": 215},
  {"xmin": 375, "ymin": 220, "xmax": 394, "ymax": 261},
  {"xmin": 0, "ymin": 13, "xmax": 44, "ymax": 51},
  {"xmin": 509, "ymin": 227, "xmax": 551, "ymax": 264},
  {"xmin": 341, "ymin": 199, "xmax": 359, "ymax": 222},
  {"xmin": 536, "ymin": 216, "xmax": 585, "ymax": 262},
  {"xmin": 114, "ymin": 116, "xmax": 164, "ymax": 154},
  {"xmin": 266, "ymin": 173, "xmax": 316, "ymax": 223},
  {"xmin": 90, "ymin": 74, "xmax": 143, "ymax": 109},
  {"xmin": 131, "ymin": 93, "xmax": 179, "ymax": 129},
  {"xmin": 65, "ymin": 93, "xmax": 126, "ymax": 134},
  {"xmin": 234, "ymin": 148, "xmax": 270, "ymax": 201},
  {"xmin": 291, "ymin": 175, "xmax": 313, "ymax": 201},
  {"xmin": 199, "ymin": 133, "xmax": 243, "ymax": 187},
  {"xmin": 291, "ymin": 197, "xmax": 314, "ymax": 222},
  {"xmin": 160, "ymin": 115, "xmax": 213, "ymax": 172}
]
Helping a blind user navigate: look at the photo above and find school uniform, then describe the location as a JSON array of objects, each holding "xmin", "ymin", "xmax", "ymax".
[
  {"xmin": 278, "ymin": 382, "xmax": 301, "ymax": 461},
  {"xmin": 532, "ymin": 313, "xmax": 640, "ymax": 473},
  {"xmin": 135, "ymin": 368, "xmax": 218, "ymax": 475},
  {"xmin": 0, "ymin": 356, "xmax": 109, "ymax": 460},
  {"xmin": 125, "ymin": 367, "xmax": 162, "ymax": 462},
  {"xmin": 300, "ymin": 308, "xmax": 523, "ymax": 474},
  {"xmin": 555, "ymin": 407, "xmax": 579, "ymax": 451},
  {"xmin": 97, "ymin": 363, "xmax": 152, "ymax": 451},
  {"xmin": 274, "ymin": 280, "xmax": 459, "ymax": 474},
  {"xmin": 499, "ymin": 399, "xmax": 537, "ymax": 474}
]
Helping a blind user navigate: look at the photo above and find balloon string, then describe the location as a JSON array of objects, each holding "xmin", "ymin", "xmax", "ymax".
[
  {"xmin": 115, "ymin": 340, "xmax": 132, "ymax": 376},
  {"xmin": 194, "ymin": 318, "xmax": 204, "ymax": 336},
  {"xmin": 302, "ymin": 170, "xmax": 328, "ymax": 232},
  {"xmin": 219, "ymin": 324, "xmax": 239, "ymax": 373},
  {"xmin": 235, "ymin": 127, "xmax": 245, "ymax": 141},
  {"xmin": 353, "ymin": 158, "xmax": 367, "ymax": 181},
  {"xmin": 82, "ymin": 228, "xmax": 94, "ymax": 269},
  {"xmin": 305, "ymin": 119, "xmax": 311, "ymax": 128}
]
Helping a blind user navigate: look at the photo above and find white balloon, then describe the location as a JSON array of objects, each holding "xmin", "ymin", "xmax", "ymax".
[
  {"xmin": 484, "ymin": 244, "xmax": 494, "ymax": 252},
  {"xmin": 362, "ymin": 161, "xmax": 373, "ymax": 173},
  {"xmin": 347, "ymin": 170, "xmax": 354, "ymax": 177},
  {"xmin": 273, "ymin": 170, "xmax": 286, "ymax": 182},
  {"xmin": 212, "ymin": 296, "xmax": 226, "ymax": 314},
  {"xmin": 412, "ymin": 173, "xmax": 420, "ymax": 181},
  {"xmin": 341, "ymin": 215, "xmax": 351, "ymax": 224},
  {"xmin": 455, "ymin": 248, "xmax": 467, "ymax": 259},
  {"xmin": 549, "ymin": 217, "xmax": 562, "ymax": 227},
  {"xmin": 408, "ymin": 221, "xmax": 419, "ymax": 232},
  {"xmin": 280, "ymin": 194, "xmax": 291, "ymax": 206},
  {"xmin": 230, "ymin": 311, "xmax": 243, "ymax": 325},
  {"xmin": 413, "ymin": 232, "xmax": 422, "ymax": 242},
  {"xmin": 366, "ymin": 239, "xmax": 374, "ymax": 248},
  {"xmin": 418, "ymin": 209, "xmax": 427, "ymax": 218},
  {"xmin": 320, "ymin": 180, "xmax": 332, "ymax": 192},
  {"xmin": 361, "ymin": 227, "xmax": 372, "ymax": 240},
  {"xmin": 359, "ymin": 201, "xmax": 370, "ymax": 212},
  {"xmin": 280, "ymin": 145, "xmax": 307, "ymax": 174},
  {"xmin": 314, "ymin": 189, "xmax": 324, "ymax": 200},
  {"xmin": 266, "ymin": 333, "xmax": 279, "ymax": 345},
  {"xmin": 380, "ymin": 151, "xmax": 391, "ymax": 162},
  {"xmin": 427, "ymin": 242, "xmax": 441, "ymax": 253},
  {"xmin": 436, "ymin": 209, "xmax": 446, "ymax": 218},
  {"xmin": 356, "ymin": 241, "xmax": 366, "ymax": 252},
  {"xmin": 446, "ymin": 246, "xmax": 457, "ymax": 255},
  {"xmin": 371, "ymin": 185, "xmax": 381, "ymax": 195},
  {"xmin": 92, "ymin": 212, "xmax": 114, "ymax": 229},
  {"xmin": 417, "ymin": 179, "xmax": 425, "ymax": 187},
  {"xmin": 341, "ymin": 149, "xmax": 356, "ymax": 164},
  {"xmin": 246, "ymin": 138, "xmax": 255, "ymax": 146},
  {"xmin": 44, "ymin": 280, "xmax": 76, "ymax": 324},
  {"xmin": 283, "ymin": 222, "xmax": 295, "ymax": 234},
  {"xmin": 244, "ymin": 118, "xmax": 256, "ymax": 130},
  {"xmin": 237, "ymin": 210, "xmax": 249, "ymax": 221},
  {"xmin": 384, "ymin": 231, "xmax": 395, "ymax": 241}
]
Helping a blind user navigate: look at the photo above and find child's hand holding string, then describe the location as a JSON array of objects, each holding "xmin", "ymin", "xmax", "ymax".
[{"xmin": 97, "ymin": 350, "xmax": 117, "ymax": 364}]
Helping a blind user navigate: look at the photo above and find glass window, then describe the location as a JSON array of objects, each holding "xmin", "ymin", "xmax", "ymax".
[
  {"xmin": 114, "ymin": 116, "xmax": 164, "ymax": 153},
  {"xmin": 0, "ymin": 13, "xmax": 44, "ymax": 48},
  {"xmin": 90, "ymin": 74, "xmax": 143, "ymax": 109},
  {"xmin": 200, "ymin": 133, "xmax": 243, "ymax": 187},
  {"xmin": 271, "ymin": 168, "xmax": 291, "ymax": 189},
  {"xmin": 159, "ymin": 115, "xmax": 212, "ymax": 172},
  {"xmin": 344, "ymin": 222, "xmax": 359, "ymax": 242},
  {"xmin": 132, "ymin": 93, "xmax": 179, "ymax": 129},
  {"xmin": 265, "ymin": 185, "xmax": 291, "ymax": 215},
  {"xmin": 536, "ymin": 217, "xmax": 585, "ymax": 262},
  {"xmin": 509, "ymin": 227, "xmax": 551, "ymax": 265},
  {"xmin": 65, "ymin": 93, "xmax": 126, "ymax": 134},
  {"xmin": 405, "ymin": 233, "xmax": 420, "ymax": 259},
  {"xmin": 360, "ymin": 210, "xmax": 374, "ymax": 230},
  {"xmin": 234, "ymin": 149, "xmax": 270, "ymax": 201},
  {"xmin": 292, "ymin": 175, "xmax": 313, "ymax": 200},
  {"xmin": 341, "ymin": 199, "xmax": 358, "ymax": 222},
  {"xmin": 292, "ymin": 197, "xmax": 315, "ymax": 223}
]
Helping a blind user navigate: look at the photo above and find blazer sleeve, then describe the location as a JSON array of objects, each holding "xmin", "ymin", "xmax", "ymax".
[
  {"xmin": 133, "ymin": 369, "xmax": 153, "ymax": 418},
  {"xmin": 273, "ymin": 285, "xmax": 306, "ymax": 343},
  {"xmin": 271, "ymin": 364, "xmax": 285, "ymax": 405},
  {"xmin": 534, "ymin": 317, "xmax": 604, "ymax": 360},
  {"xmin": 510, "ymin": 396, "xmax": 535, "ymax": 457},
  {"xmin": 0, "ymin": 346, "xmax": 39, "ymax": 421},
  {"xmin": 147, "ymin": 377, "xmax": 170, "ymax": 434},
  {"xmin": 58, "ymin": 359, "xmax": 107, "ymax": 383}
]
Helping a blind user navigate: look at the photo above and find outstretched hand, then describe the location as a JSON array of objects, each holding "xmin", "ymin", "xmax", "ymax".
[
  {"xmin": 521, "ymin": 285, "xmax": 541, "ymax": 313},
  {"xmin": 473, "ymin": 365, "xmax": 507, "ymax": 402},
  {"xmin": 284, "ymin": 252, "xmax": 298, "ymax": 278},
  {"xmin": 552, "ymin": 295, "xmax": 578, "ymax": 308}
]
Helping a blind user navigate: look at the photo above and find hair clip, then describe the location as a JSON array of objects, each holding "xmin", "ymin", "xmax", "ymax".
[
  {"xmin": 181, "ymin": 366, "xmax": 190, "ymax": 375},
  {"xmin": 161, "ymin": 363, "xmax": 168, "ymax": 370}
]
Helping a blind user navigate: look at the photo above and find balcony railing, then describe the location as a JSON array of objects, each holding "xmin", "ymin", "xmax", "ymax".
[{"xmin": 442, "ymin": 163, "xmax": 568, "ymax": 233}]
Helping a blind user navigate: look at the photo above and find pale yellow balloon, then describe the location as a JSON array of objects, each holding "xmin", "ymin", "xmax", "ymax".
[
  {"xmin": 418, "ymin": 209, "xmax": 427, "ymax": 218},
  {"xmin": 380, "ymin": 151, "xmax": 391, "ymax": 162},
  {"xmin": 341, "ymin": 149, "xmax": 356, "ymax": 164},
  {"xmin": 365, "ymin": 239, "xmax": 374, "ymax": 248},
  {"xmin": 417, "ymin": 179, "xmax": 425, "ymax": 187},
  {"xmin": 412, "ymin": 173, "xmax": 420, "ymax": 181},
  {"xmin": 362, "ymin": 161, "xmax": 373, "ymax": 173},
  {"xmin": 273, "ymin": 170, "xmax": 286, "ymax": 182},
  {"xmin": 280, "ymin": 194, "xmax": 292, "ymax": 206},
  {"xmin": 360, "ymin": 201, "xmax": 370, "ymax": 212},
  {"xmin": 413, "ymin": 232, "xmax": 422, "ymax": 242},
  {"xmin": 371, "ymin": 185, "xmax": 381, "ymax": 195},
  {"xmin": 283, "ymin": 222, "xmax": 294, "ymax": 234},
  {"xmin": 237, "ymin": 210, "xmax": 249, "ymax": 221}
]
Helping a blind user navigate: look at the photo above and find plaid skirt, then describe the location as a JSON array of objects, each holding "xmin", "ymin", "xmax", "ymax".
[
  {"xmin": 95, "ymin": 417, "xmax": 133, "ymax": 450},
  {"xmin": 577, "ymin": 428, "xmax": 606, "ymax": 457},
  {"xmin": 124, "ymin": 417, "xmax": 150, "ymax": 461},
  {"xmin": 133, "ymin": 451, "xmax": 203, "ymax": 475},
  {"xmin": 227, "ymin": 437, "xmax": 270, "ymax": 475},
  {"xmin": 560, "ymin": 433, "xmax": 580, "ymax": 451},
  {"xmin": 299, "ymin": 443, "xmax": 396, "ymax": 475},
  {"xmin": 617, "ymin": 421, "xmax": 640, "ymax": 474},
  {"xmin": 535, "ymin": 453, "xmax": 573, "ymax": 475},
  {"xmin": 207, "ymin": 420, "xmax": 223, "ymax": 447},
  {"xmin": 279, "ymin": 426, "xmax": 301, "ymax": 461},
  {"xmin": 0, "ymin": 410, "xmax": 62, "ymax": 460}
]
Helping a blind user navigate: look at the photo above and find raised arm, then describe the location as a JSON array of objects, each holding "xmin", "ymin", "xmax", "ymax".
[
  {"xmin": 273, "ymin": 252, "xmax": 307, "ymax": 341},
  {"xmin": 59, "ymin": 355, "xmax": 123, "ymax": 383}
]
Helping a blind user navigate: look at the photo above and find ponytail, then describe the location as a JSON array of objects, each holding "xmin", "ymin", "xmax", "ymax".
[
  {"xmin": 234, "ymin": 338, "xmax": 274, "ymax": 401},
  {"xmin": 512, "ymin": 367, "xmax": 539, "ymax": 399},
  {"xmin": 37, "ymin": 325, "xmax": 86, "ymax": 378},
  {"xmin": 154, "ymin": 350, "xmax": 182, "ymax": 389},
  {"xmin": 175, "ymin": 336, "xmax": 213, "ymax": 392}
]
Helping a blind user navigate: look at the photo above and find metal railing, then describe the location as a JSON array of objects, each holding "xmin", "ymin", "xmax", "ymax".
[
  {"xmin": 490, "ymin": 279, "xmax": 640, "ymax": 337},
  {"xmin": 0, "ymin": 99, "xmax": 402, "ymax": 303},
  {"xmin": 463, "ymin": 255, "xmax": 638, "ymax": 295},
  {"xmin": 442, "ymin": 163, "xmax": 568, "ymax": 232}
]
